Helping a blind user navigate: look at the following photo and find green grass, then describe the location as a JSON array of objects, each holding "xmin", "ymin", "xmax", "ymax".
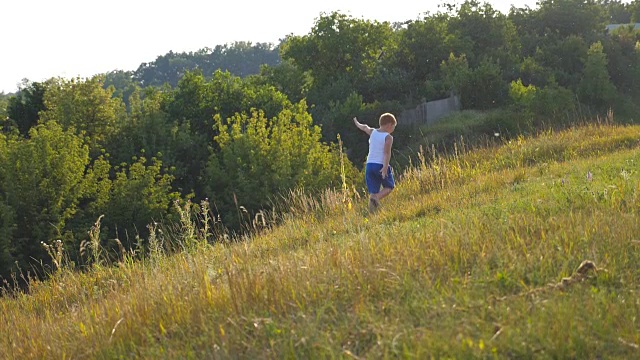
[{"xmin": 2, "ymin": 121, "xmax": 640, "ymax": 359}]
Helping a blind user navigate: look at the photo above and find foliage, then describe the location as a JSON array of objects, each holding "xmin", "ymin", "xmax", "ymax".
[
  {"xmin": 281, "ymin": 12, "xmax": 396, "ymax": 104},
  {"xmin": 534, "ymin": 35, "xmax": 590, "ymax": 89},
  {"xmin": 448, "ymin": 0, "xmax": 521, "ymax": 74},
  {"xmin": 160, "ymin": 70, "xmax": 292, "ymax": 197},
  {"xmin": 254, "ymin": 60, "xmax": 312, "ymax": 104},
  {"xmin": 535, "ymin": 0, "xmax": 607, "ymax": 42},
  {"xmin": 460, "ymin": 57, "xmax": 507, "ymax": 109},
  {"xmin": 603, "ymin": 0, "xmax": 632, "ymax": 23},
  {"xmin": 529, "ymin": 82, "xmax": 577, "ymax": 119},
  {"xmin": 0, "ymin": 133, "xmax": 12, "ymax": 275},
  {"xmin": 39, "ymin": 76, "xmax": 127, "ymax": 157},
  {"xmin": 396, "ymin": 15, "xmax": 451, "ymax": 82},
  {"xmin": 4, "ymin": 0, "xmax": 640, "ymax": 285},
  {"xmin": 4, "ymin": 122, "xmax": 640, "ymax": 358},
  {"xmin": 133, "ymin": 42, "xmax": 280, "ymax": 88},
  {"xmin": 103, "ymin": 70, "xmax": 138, "ymax": 110},
  {"xmin": 518, "ymin": 56, "xmax": 553, "ymax": 87},
  {"xmin": 632, "ymin": 0, "xmax": 640, "ymax": 23},
  {"xmin": 441, "ymin": 52, "xmax": 471, "ymax": 95},
  {"xmin": 205, "ymin": 101, "xmax": 355, "ymax": 227},
  {"xmin": 0, "ymin": 122, "xmax": 89, "ymax": 276},
  {"xmin": 0, "ymin": 84, "xmax": 180, "ymax": 274},
  {"xmin": 578, "ymin": 41, "xmax": 617, "ymax": 111},
  {"xmin": 0, "ymin": 93, "xmax": 8, "ymax": 115},
  {"xmin": 6, "ymin": 80, "xmax": 48, "ymax": 137},
  {"xmin": 94, "ymin": 156, "xmax": 179, "ymax": 250},
  {"xmin": 508, "ymin": 79, "xmax": 577, "ymax": 127},
  {"xmin": 509, "ymin": 79, "xmax": 537, "ymax": 107},
  {"xmin": 602, "ymin": 25, "xmax": 640, "ymax": 97}
]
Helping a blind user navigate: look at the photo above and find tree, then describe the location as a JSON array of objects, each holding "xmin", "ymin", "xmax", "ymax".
[
  {"xmin": 213, "ymin": 42, "xmax": 281, "ymax": 78},
  {"xmin": 0, "ymin": 92, "xmax": 9, "ymax": 119},
  {"xmin": 578, "ymin": 41, "xmax": 617, "ymax": 111},
  {"xmin": 105, "ymin": 87, "xmax": 174, "ymax": 166},
  {"xmin": 448, "ymin": 1, "xmax": 521, "ymax": 74},
  {"xmin": 395, "ymin": 15, "xmax": 451, "ymax": 81},
  {"xmin": 390, "ymin": 14, "xmax": 452, "ymax": 101},
  {"xmin": 626, "ymin": 0, "xmax": 640, "ymax": 22},
  {"xmin": 534, "ymin": 35, "xmax": 590, "ymax": 89},
  {"xmin": 0, "ymin": 132, "xmax": 14, "ymax": 277},
  {"xmin": 519, "ymin": 56, "xmax": 553, "ymax": 87},
  {"xmin": 536, "ymin": 0, "xmax": 607, "ymax": 42},
  {"xmin": 602, "ymin": 25, "xmax": 640, "ymax": 96},
  {"xmin": 133, "ymin": 42, "xmax": 280, "ymax": 88},
  {"xmin": 0, "ymin": 122, "xmax": 89, "ymax": 272},
  {"xmin": 39, "ymin": 76, "xmax": 127, "ymax": 157},
  {"xmin": 460, "ymin": 57, "xmax": 507, "ymax": 109},
  {"xmin": 281, "ymin": 12, "xmax": 396, "ymax": 104},
  {"xmin": 160, "ymin": 70, "xmax": 293, "ymax": 198},
  {"xmin": 165, "ymin": 70, "xmax": 289, "ymax": 140},
  {"xmin": 0, "ymin": 93, "xmax": 10, "ymax": 133},
  {"xmin": 509, "ymin": 5, "xmax": 542, "ymax": 58},
  {"xmin": 103, "ymin": 70, "xmax": 138, "ymax": 110},
  {"xmin": 441, "ymin": 53, "xmax": 472, "ymax": 96},
  {"xmin": 511, "ymin": 0, "xmax": 606, "ymax": 77},
  {"xmin": 254, "ymin": 60, "xmax": 312, "ymax": 104},
  {"xmin": 601, "ymin": 0, "xmax": 632, "ymax": 23},
  {"xmin": 6, "ymin": 80, "xmax": 48, "ymax": 137}
]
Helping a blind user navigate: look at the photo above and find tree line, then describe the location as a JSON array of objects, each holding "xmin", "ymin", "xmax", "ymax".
[{"xmin": 2, "ymin": 0, "xmax": 640, "ymax": 280}]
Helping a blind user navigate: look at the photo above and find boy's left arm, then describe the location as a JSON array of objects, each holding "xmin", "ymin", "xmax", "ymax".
[{"xmin": 381, "ymin": 135, "xmax": 394, "ymax": 178}]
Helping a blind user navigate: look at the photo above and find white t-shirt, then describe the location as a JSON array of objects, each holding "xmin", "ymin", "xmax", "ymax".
[{"xmin": 367, "ymin": 129, "xmax": 389, "ymax": 164}]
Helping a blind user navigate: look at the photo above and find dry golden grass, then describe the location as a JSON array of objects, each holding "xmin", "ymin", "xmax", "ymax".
[{"xmin": 2, "ymin": 121, "xmax": 640, "ymax": 358}]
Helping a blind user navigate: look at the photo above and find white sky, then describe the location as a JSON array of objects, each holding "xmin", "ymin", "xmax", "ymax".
[{"xmin": 1, "ymin": 0, "xmax": 538, "ymax": 94}]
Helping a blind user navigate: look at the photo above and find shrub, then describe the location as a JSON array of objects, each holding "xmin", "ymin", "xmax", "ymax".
[{"xmin": 206, "ymin": 101, "xmax": 358, "ymax": 228}]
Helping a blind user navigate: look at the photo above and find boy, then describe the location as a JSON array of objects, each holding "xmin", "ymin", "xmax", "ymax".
[{"xmin": 353, "ymin": 113, "xmax": 397, "ymax": 213}]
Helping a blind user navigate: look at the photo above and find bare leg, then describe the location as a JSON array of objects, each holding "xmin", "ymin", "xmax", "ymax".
[
  {"xmin": 368, "ymin": 195, "xmax": 379, "ymax": 213},
  {"xmin": 374, "ymin": 187, "xmax": 393, "ymax": 201}
]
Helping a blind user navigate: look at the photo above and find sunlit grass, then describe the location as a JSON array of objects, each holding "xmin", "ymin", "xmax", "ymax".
[{"xmin": 2, "ymin": 121, "xmax": 640, "ymax": 358}]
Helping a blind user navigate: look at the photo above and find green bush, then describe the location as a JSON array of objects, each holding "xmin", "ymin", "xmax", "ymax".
[
  {"xmin": 460, "ymin": 58, "xmax": 507, "ymax": 110},
  {"xmin": 92, "ymin": 156, "xmax": 180, "ymax": 250},
  {"xmin": 0, "ymin": 122, "xmax": 89, "ymax": 274},
  {"xmin": 509, "ymin": 79, "xmax": 578, "ymax": 124},
  {"xmin": 206, "ymin": 101, "xmax": 357, "ymax": 228}
]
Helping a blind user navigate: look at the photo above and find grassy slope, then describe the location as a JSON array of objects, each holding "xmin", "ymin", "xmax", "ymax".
[{"xmin": 2, "ymin": 121, "xmax": 640, "ymax": 359}]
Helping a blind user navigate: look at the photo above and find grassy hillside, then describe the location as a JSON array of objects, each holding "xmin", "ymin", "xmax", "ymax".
[{"xmin": 2, "ymin": 119, "xmax": 640, "ymax": 359}]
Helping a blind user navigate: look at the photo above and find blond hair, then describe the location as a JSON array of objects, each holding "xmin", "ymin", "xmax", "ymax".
[{"xmin": 379, "ymin": 113, "xmax": 397, "ymax": 127}]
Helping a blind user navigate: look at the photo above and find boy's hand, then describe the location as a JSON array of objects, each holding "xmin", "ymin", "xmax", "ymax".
[
  {"xmin": 381, "ymin": 166, "xmax": 388, "ymax": 179},
  {"xmin": 353, "ymin": 117, "xmax": 359, "ymax": 125}
]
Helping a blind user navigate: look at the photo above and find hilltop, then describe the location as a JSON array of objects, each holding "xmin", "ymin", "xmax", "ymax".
[{"xmin": 2, "ymin": 117, "xmax": 640, "ymax": 358}]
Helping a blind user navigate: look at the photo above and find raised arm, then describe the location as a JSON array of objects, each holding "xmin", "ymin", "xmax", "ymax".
[{"xmin": 353, "ymin": 117, "xmax": 373, "ymax": 136}]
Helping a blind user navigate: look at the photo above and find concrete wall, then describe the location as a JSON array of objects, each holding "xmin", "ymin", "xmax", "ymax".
[{"xmin": 397, "ymin": 94, "xmax": 460, "ymax": 126}]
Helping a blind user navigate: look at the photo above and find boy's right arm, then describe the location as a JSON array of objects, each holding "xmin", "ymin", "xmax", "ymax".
[{"xmin": 353, "ymin": 117, "xmax": 373, "ymax": 136}]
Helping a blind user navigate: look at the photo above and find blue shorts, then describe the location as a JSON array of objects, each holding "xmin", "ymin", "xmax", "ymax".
[{"xmin": 365, "ymin": 163, "xmax": 395, "ymax": 194}]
